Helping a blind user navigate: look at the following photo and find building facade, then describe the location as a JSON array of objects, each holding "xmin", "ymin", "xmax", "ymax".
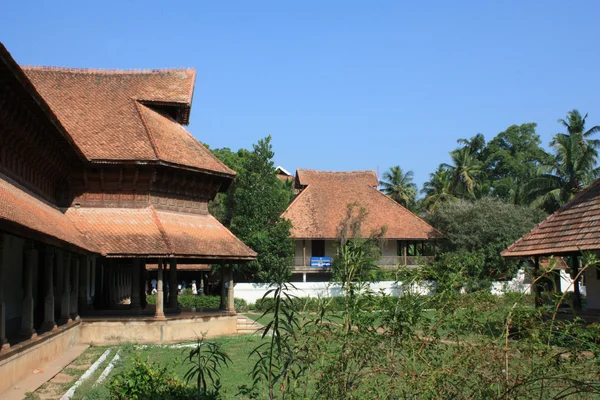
[
  {"xmin": 281, "ymin": 169, "xmax": 442, "ymax": 281},
  {"xmin": 0, "ymin": 43, "xmax": 255, "ymax": 393}
]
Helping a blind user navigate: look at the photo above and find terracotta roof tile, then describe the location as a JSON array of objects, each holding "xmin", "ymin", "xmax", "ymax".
[
  {"xmin": 282, "ymin": 169, "xmax": 442, "ymax": 240},
  {"xmin": 22, "ymin": 68, "xmax": 234, "ymax": 176},
  {"xmin": 502, "ymin": 179, "xmax": 600, "ymax": 257},
  {"xmin": 0, "ymin": 173, "xmax": 94, "ymax": 251},
  {"xmin": 65, "ymin": 207, "xmax": 256, "ymax": 260}
]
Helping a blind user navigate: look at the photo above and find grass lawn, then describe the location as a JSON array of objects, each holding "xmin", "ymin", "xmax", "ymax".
[{"xmin": 32, "ymin": 335, "xmax": 266, "ymax": 400}]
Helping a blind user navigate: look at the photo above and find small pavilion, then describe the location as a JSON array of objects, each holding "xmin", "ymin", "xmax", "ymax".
[{"xmin": 502, "ymin": 179, "xmax": 600, "ymax": 311}]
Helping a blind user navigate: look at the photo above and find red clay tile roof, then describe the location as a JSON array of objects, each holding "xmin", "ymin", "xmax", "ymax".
[
  {"xmin": 22, "ymin": 67, "xmax": 234, "ymax": 177},
  {"xmin": 65, "ymin": 206, "xmax": 256, "ymax": 260},
  {"xmin": 282, "ymin": 169, "xmax": 443, "ymax": 240},
  {"xmin": 502, "ymin": 179, "xmax": 600, "ymax": 257},
  {"xmin": 0, "ymin": 173, "xmax": 94, "ymax": 252},
  {"xmin": 145, "ymin": 264, "xmax": 211, "ymax": 271},
  {"xmin": 296, "ymin": 169, "xmax": 379, "ymax": 188}
]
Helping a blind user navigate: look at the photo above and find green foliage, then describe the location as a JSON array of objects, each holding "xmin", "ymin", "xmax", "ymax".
[
  {"xmin": 183, "ymin": 337, "xmax": 230, "ymax": 398},
  {"xmin": 527, "ymin": 110, "xmax": 600, "ymax": 213},
  {"xmin": 379, "ymin": 165, "xmax": 417, "ymax": 209},
  {"xmin": 209, "ymin": 136, "xmax": 294, "ymax": 282},
  {"xmin": 425, "ymin": 197, "xmax": 547, "ymax": 278},
  {"xmin": 484, "ymin": 123, "xmax": 551, "ymax": 204},
  {"xmin": 108, "ymin": 355, "xmax": 195, "ymax": 400},
  {"xmin": 145, "ymin": 294, "xmax": 248, "ymax": 312}
]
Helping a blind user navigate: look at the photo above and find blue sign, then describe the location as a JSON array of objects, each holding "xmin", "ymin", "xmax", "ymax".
[{"xmin": 310, "ymin": 257, "xmax": 332, "ymax": 268}]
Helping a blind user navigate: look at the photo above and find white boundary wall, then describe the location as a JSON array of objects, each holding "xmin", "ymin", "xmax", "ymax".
[{"xmin": 235, "ymin": 269, "xmax": 582, "ymax": 304}]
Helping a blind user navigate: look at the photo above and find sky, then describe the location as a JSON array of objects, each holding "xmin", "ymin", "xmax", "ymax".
[{"xmin": 2, "ymin": 1, "xmax": 600, "ymax": 188}]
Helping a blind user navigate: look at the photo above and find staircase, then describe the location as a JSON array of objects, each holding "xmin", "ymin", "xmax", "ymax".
[{"xmin": 236, "ymin": 316, "xmax": 264, "ymax": 335}]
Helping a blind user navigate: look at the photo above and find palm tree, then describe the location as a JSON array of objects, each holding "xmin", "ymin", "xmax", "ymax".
[
  {"xmin": 421, "ymin": 165, "xmax": 456, "ymax": 211},
  {"xmin": 442, "ymin": 147, "xmax": 484, "ymax": 199},
  {"xmin": 528, "ymin": 110, "xmax": 600, "ymax": 213},
  {"xmin": 379, "ymin": 166, "xmax": 418, "ymax": 208}
]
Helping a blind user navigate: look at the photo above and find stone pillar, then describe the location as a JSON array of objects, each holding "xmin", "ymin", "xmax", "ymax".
[
  {"xmin": 227, "ymin": 267, "xmax": 235, "ymax": 312},
  {"xmin": 168, "ymin": 259, "xmax": 178, "ymax": 309},
  {"xmin": 20, "ymin": 241, "xmax": 37, "ymax": 339},
  {"xmin": 155, "ymin": 260, "xmax": 165, "ymax": 319},
  {"xmin": 571, "ymin": 255, "xmax": 582, "ymax": 311},
  {"xmin": 59, "ymin": 252, "xmax": 72, "ymax": 324},
  {"xmin": 0, "ymin": 234, "xmax": 10, "ymax": 351},
  {"xmin": 42, "ymin": 246, "xmax": 57, "ymax": 332},
  {"xmin": 79, "ymin": 255, "xmax": 88, "ymax": 313},
  {"xmin": 220, "ymin": 267, "xmax": 227, "ymax": 310},
  {"xmin": 70, "ymin": 256, "xmax": 79, "ymax": 320},
  {"xmin": 131, "ymin": 259, "xmax": 141, "ymax": 310},
  {"xmin": 199, "ymin": 273, "xmax": 204, "ymax": 296},
  {"xmin": 303, "ymin": 273, "xmax": 307, "ymax": 283},
  {"xmin": 533, "ymin": 256, "xmax": 542, "ymax": 308}
]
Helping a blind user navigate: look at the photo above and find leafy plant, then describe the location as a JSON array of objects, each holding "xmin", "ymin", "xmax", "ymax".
[{"xmin": 183, "ymin": 337, "xmax": 231, "ymax": 398}]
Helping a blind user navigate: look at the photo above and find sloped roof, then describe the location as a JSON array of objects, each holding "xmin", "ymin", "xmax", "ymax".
[
  {"xmin": 296, "ymin": 169, "xmax": 378, "ymax": 188},
  {"xmin": 22, "ymin": 67, "xmax": 234, "ymax": 177},
  {"xmin": 0, "ymin": 173, "xmax": 95, "ymax": 252},
  {"xmin": 65, "ymin": 207, "xmax": 257, "ymax": 260},
  {"xmin": 502, "ymin": 179, "xmax": 600, "ymax": 257},
  {"xmin": 282, "ymin": 169, "xmax": 443, "ymax": 240}
]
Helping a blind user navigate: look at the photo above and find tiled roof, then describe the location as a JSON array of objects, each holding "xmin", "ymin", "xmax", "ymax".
[
  {"xmin": 282, "ymin": 169, "xmax": 443, "ymax": 240},
  {"xmin": 65, "ymin": 206, "xmax": 257, "ymax": 260},
  {"xmin": 296, "ymin": 169, "xmax": 378, "ymax": 187},
  {"xmin": 145, "ymin": 264, "xmax": 211, "ymax": 271},
  {"xmin": 0, "ymin": 173, "xmax": 94, "ymax": 252},
  {"xmin": 502, "ymin": 179, "xmax": 600, "ymax": 257},
  {"xmin": 22, "ymin": 67, "xmax": 235, "ymax": 176}
]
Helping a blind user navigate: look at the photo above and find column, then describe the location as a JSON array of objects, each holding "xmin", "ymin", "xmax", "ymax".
[
  {"xmin": 155, "ymin": 260, "xmax": 165, "ymax": 319},
  {"xmin": 571, "ymin": 255, "xmax": 582, "ymax": 311},
  {"xmin": 220, "ymin": 267, "xmax": 227, "ymax": 310},
  {"xmin": 0, "ymin": 234, "xmax": 9, "ymax": 351},
  {"xmin": 168, "ymin": 259, "xmax": 178, "ymax": 309},
  {"xmin": 59, "ymin": 252, "xmax": 72, "ymax": 324},
  {"xmin": 20, "ymin": 241, "xmax": 37, "ymax": 339},
  {"xmin": 131, "ymin": 259, "xmax": 141, "ymax": 310},
  {"xmin": 199, "ymin": 273, "xmax": 204, "ymax": 296},
  {"xmin": 42, "ymin": 246, "xmax": 57, "ymax": 332},
  {"xmin": 90, "ymin": 257, "xmax": 96, "ymax": 304},
  {"xmin": 533, "ymin": 256, "xmax": 542, "ymax": 308},
  {"xmin": 78, "ymin": 255, "xmax": 88, "ymax": 313},
  {"xmin": 303, "ymin": 273, "xmax": 307, "ymax": 283},
  {"xmin": 70, "ymin": 256, "xmax": 79, "ymax": 320},
  {"xmin": 227, "ymin": 267, "xmax": 235, "ymax": 312},
  {"xmin": 403, "ymin": 241, "xmax": 408, "ymax": 265}
]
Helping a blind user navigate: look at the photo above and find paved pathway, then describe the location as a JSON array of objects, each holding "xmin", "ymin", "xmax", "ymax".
[{"xmin": 0, "ymin": 344, "xmax": 89, "ymax": 400}]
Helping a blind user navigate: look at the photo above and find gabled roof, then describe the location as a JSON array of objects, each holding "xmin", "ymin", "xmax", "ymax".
[
  {"xmin": 65, "ymin": 206, "xmax": 257, "ymax": 260},
  {"xmin": 282, "ymin": 169, "xmax": 443, "ymax": 240},
  {"xmin": 22, "ymin": 67, "xmax": 234, "ymax": 177},
  {"xmin": 502, "ymin": 179, "xmax": 600, "ymax": 257}
]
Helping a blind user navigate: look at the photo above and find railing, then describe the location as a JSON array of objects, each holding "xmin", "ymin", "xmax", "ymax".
[{"xmin": 293, "ymin": 255, "xmax": 433, "ymax": 270}]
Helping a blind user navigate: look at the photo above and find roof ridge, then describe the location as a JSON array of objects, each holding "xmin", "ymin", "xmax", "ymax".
[
  {"xmin": 20, "ymin": 65, "xmax": 196, "ymax": 75},
  {"xmin": 149, "ymin": 206, "xmax": 174, "ymax": 255},
  {"xmin": 297, "ymin": 168, "xmax": 377, "ymax": 174},
  {"xmin": 369, "ymin": 186, "xmax": 444, "ymax": 238},
  {"xmin": 134, "ymin": 102, "xmax": 161, "ymax": 160}
]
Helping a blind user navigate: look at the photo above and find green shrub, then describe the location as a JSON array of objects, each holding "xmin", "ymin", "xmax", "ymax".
[
  {"xmin": 145, "ymin": 295, "xmax": 248, "ymax": 312},
  {"xmin": 108, "ymin": 355, "xmax": 195, "ymax": 399}
]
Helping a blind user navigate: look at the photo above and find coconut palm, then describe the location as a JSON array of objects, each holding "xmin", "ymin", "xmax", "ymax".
[
  {"xmin": 379, "ymin": 166, "xmax": 418, "ymax": 208},
  {"xmin": 442, "ymin": 147, "xmax": 485, "ymax": 199},
  {"xmin": 528, "ymin": 110, "xmax": 600, "ymax": 213},
  {"xmin": 421, "ymin": 165, "xmax": 456, "ymax": 211}
]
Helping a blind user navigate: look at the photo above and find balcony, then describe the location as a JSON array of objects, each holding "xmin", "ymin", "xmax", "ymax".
[{"xmin": 293, "ymin": 255, "xmax": 433, "ymax": 273}]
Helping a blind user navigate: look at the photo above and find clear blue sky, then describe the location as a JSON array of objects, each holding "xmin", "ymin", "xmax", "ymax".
[{"xmin": 2, "ymin": 1, "xmax": 599, "ymax": 188}]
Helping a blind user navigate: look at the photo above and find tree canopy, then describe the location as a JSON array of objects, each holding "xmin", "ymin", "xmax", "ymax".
[{"xmin": 209, "ymin": 136, "xmax": 294, "ymax": 282}]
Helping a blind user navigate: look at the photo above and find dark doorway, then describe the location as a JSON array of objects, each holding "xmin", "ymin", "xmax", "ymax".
[{"xmin": 312, "ymin": 240, "xmax": 325, "ymax": 257}]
